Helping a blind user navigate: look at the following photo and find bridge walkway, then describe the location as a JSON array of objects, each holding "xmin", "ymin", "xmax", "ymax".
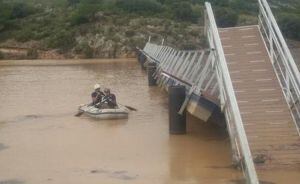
[{"xmin": 219, "ymin": 25, "xmax": 300, "ymax": 169}]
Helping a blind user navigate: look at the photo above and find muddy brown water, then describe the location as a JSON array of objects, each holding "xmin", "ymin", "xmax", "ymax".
[{"xmin": 0, "ymin": 59, "xmax": 299, "ymax": 184}]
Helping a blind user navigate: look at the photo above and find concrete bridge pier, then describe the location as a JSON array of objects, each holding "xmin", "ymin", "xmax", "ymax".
[
  {"xmin": 169, "ymin": 85, "xmax": 186, "ymax": 134},
  {"xmin": 136, "ymin": 51, "xmax": 147, "ymax": 70},
  {"xmin": 147, "ymin": 62, "xmax": 157, "ymax": 86}
]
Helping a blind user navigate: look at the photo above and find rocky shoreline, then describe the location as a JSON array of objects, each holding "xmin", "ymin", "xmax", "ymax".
[
  {"xmin": 0, "ymin": 16, "xmax": 205, "ymax": 60},
  {"xmin": 0, "ymin": 46, "xmax": 136, "ymax": 60},
  {"xmin": 1, "ymin": 37, "xmax": 299, "ymax": 61}
]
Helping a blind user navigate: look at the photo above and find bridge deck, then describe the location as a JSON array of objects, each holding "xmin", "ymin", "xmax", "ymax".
[{"xmin": 219, "ymin": 25, "xmax": 300, "ymax": 169}]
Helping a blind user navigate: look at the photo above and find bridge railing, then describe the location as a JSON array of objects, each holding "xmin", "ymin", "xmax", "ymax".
[
  {"xmin": 258, "ymin": 0, "xmax": 300, "ymax": 134},
  {"xmin": 205, "ymin": 2, "xmax": 259, "ymax": 184},
  {"xmin": 141, "ymin": 41, "xmax": 220, "ymax": 102}
]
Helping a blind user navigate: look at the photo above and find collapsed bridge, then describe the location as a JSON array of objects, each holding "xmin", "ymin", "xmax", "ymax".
[{"xmin": 137, "ymin": 1, "xmax": 300, "ymax": 184}]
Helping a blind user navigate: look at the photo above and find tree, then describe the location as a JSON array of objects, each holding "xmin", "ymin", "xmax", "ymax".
[
  {"xmin": 70, "ymin": 0, "xmax": 102, "ymax": 25},
  {"xmin": 0, "ymin": 1, "xmax": 12, "ymax": 31},
  {"xmin": 172, "ymin": 2, "xmax": 198, "ymax": 22},
  {"xmin": 11, "ymin": 3, "xmax": 29, "ymax": 19}
]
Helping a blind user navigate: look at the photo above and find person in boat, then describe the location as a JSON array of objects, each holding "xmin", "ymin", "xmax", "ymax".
[
  {"xmin": 102, "ymin": 88, "xmax": 117, "ymax": 109},
  {"xmin": 94, "ymin": 84, "xmax": 105, "ymax": 99},
  {"xmin": 88, "ymin": 84, "xmax": 105, "ymax": 108},
  {"xmin": 89, "ymin": 92, "xmax": 101, "ymax": 108}
]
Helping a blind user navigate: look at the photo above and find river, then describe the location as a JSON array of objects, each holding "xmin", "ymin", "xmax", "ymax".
[{"xmin": 0, "ymin": 59, "xmax": 298, "ymax": 184}]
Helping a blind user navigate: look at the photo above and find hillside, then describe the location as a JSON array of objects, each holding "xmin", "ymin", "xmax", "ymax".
[{"xmin": 0, "ymin": 0, "xmax": 299, "ymax": 59}]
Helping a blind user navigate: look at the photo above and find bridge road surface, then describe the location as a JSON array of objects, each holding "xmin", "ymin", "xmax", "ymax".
[{"xmin": 218, "ymin": 25, "xmax": 300, "ymax": 169}]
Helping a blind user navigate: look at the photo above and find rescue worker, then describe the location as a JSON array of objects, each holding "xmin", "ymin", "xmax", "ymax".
[
  {"xmin": 88, "ymin": 92, "xmax": 100, "ymax": 108},
  {"xmin": 102, "ymin": 88, "xmax": 117, "ymax": 108},
  {"xmin": 94, "ymin": 84, "xmax": 105, "ymax": 100},
  {"xmin": 88, "ymin": 84, "xmax": 104, "ymax": 108}
]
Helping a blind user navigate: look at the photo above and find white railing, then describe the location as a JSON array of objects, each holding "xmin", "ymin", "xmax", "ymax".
[
  {"xmin": 258, "ymin": 0, "xmax": 300, "ymax": 134},
  {"xmin": 205, "ymin": 2, "xmax": 259, "ymax": 184},
  {"xmin": 141, "ymin": 40, "xmax": 220, "ymax": 100}
]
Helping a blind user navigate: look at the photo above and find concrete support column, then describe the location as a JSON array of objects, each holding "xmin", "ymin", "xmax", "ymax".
[
  {"xmin": 139, "ymin": 54, "xmax": 147, "ymax": 70},
  {"xmin": 169, "ymin": 85, "xmax": 186, "ymax": 134},
  {"xmin": 147, "ymin": 62, "xmax": 157, "ymax": 86}
]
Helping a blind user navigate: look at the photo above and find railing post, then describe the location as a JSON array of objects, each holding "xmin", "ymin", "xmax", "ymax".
[
  {"xmin": 286, "ymin": 71, "xmax": 291, "ymax": 103},
  {"xmin": 204, "ymin": 10, "xmax": 208, "ymax": 37},
  {"xmin": 269, "ymin": 31, "xmax": 274, "ymax": 64}
]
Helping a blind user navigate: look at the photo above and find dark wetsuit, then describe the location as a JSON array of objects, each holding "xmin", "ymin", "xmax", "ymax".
[
  {"xmin": 89, "ymin": 91, "xmax": 105, "ymax": 108},
  {"xmin": 95, "ymin": 91, "xmax": 105, "ymax": 101},
  {"xmin": 102, "ymin": 93, "xmax": 117, "ymax": 108}
]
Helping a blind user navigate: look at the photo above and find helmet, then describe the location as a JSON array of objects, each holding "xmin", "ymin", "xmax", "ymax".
[{"xmin": 94, "ymin": 84, "xmax": 100, "ymax": 90}]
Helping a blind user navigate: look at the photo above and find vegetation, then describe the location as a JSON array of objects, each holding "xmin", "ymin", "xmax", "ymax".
[
  {"xmin": 0, "ymin": 0, "xmax": 299, "ymax": 58},
  {"xmin": 278, "ymin": 13, "xmax": 300, "ymax": 41}
]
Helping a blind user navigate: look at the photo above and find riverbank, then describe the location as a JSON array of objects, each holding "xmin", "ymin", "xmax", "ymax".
[
  {"xmin": 0, "ymin": 58, "xmax": 136, "ymax": 66},
  {"xmin": 1, "ymin": 39, "xmax": 300, "ymax": 62}
]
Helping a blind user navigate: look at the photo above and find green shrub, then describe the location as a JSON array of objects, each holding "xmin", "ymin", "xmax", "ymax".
[
  {"xmin": 71, "ymin": 13, "xmax": 89, "ymax": 25},
  {"xmin": 215, "ymin": 8, "xmax": 239, "ymax": 27},
  {"xmin": 11, "ymin": 3, "xmax": 31, "ymax": 19},
  {"xmin": 67, "ymin": 0, "xmax": 80, "ymax": 6},
  {"xmin": 230, "ymin": 0, "xmax": 258, "ymax": 15},
  {"xmin": 15, "ymin": 28, "xmax": 32, "ymax": 42},
  {"xmin": 0, "ymin": 1, "xmax": 37, "ymax": 32},
  {"xmin": 46, "ymin": 30, "xmax": 76, "ymax": 51},
  {"xmin": 70, "ymin": 1, "xmax": 102, "ymax": 25},
  {"xmin": 192, "ymin": 4, "xmax": 203, "ymax": 19},
  {"xmin": 209, "ymin": 0, "xmax": 230, "ymax": 7},
  {"xmin": 278, "ymin": 13, "xmax": 300, "ymax": 41},
  {"xmin": 125, "ymin": 30, "xmax": 135, "ymax": 37},
  {"xmin": 116, "ymin": 0, "xmax": 162, "ymax": 15},
  {"xmin": 0, "ymin": 1, "xmax": 12, "ymax": 31},
  {"xmin": 172, "ymin": 2, "xmax": 197, "ymax": 22}
]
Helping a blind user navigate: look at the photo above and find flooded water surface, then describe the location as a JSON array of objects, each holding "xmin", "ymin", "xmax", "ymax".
[{"xmin": 0, "ymin": 59, "xmax": 298, "ymax": 184}]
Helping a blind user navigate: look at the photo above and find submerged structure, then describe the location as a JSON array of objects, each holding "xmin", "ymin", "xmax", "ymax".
[{"xmin": 137, "ymin": 1, "xmax": 300, "ymax": 183}]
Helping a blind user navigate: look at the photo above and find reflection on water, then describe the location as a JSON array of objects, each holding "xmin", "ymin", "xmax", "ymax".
[{"xmin": 0, "ymin": 59, "xmax": 298, "ymax": 184}]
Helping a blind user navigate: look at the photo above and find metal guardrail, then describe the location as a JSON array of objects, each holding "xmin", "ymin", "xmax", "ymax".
[
  {"xmin": 258, "ymin": 0, "xmax": 300, "ymax": 134},
  {"xmin": 141, "ymin": 42, "xmax": 219, "ymax": 103},
  {"xmin": 205, "ymin": 2, "xmax": 259, "ymax": 184}
]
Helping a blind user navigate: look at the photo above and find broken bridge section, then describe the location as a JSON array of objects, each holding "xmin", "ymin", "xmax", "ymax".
[
  {"xmin": 219, "ymin": 25, "xmax": 300, "ymax": 169},
  {"xmin": 137, "ymin": 0, "xmax": 300, "ymax": 183}
]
